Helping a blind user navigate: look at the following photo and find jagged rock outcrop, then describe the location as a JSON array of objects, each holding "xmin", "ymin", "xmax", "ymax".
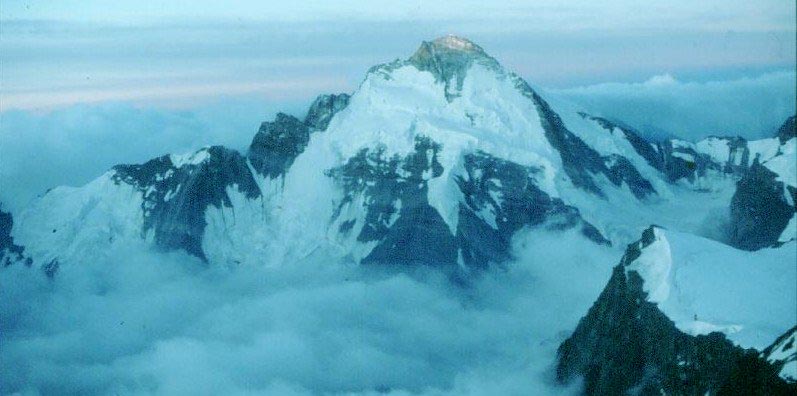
[
  {"xmin": 658, "ymin": 140, "xmax": 724, "ymax": 183},
  {"xmin": 777, "ymin": 116, "xmax": 796, "ymax": 144},
  {"xmin": 0, "ymin": 206, "xmax": 29, "ymax": 267},
  {"xmin": 327, "ymin": 136, "xmax": 456, "ymax": 268},
  {"xmin": 247, "ymin": 113, "xmax": 311, "ymax": 180},
  {"xmin": 728, "ymin": 160, "xmax": 795, "ymax": 250},
  {"xmin": 248, "ymin": 94, "xmax": 351, "ymax": 179},
  {"xmin": 728, "ymin": 115, "xmax": 796, "ymax": 250},
  {"xmin": 557, "ymin": 226, "xmax": 796, "ymax": 395},
  {"xmin": 304, "ymin": 93, "xmax": 350, "ymax": 131},
  {"xmin": 582, "ymin": 113, "xmax": 758, "ymax": 183},
  {"xmin": 762, "ymin": 326, "xmax": 797, "ymax": 383}
]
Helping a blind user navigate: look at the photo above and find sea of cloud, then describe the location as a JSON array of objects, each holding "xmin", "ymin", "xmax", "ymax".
[
  {"xmin": 0, "ymin": 227, "xmax": 618, "ymax": 395},
  {"xmin": 552, "ymin": 70, "xmax": 796, "ymax": 141}
]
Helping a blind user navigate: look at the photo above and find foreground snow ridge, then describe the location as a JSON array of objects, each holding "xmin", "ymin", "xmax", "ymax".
[
  {"xmin": 624, "ymin": 226, "xmax": 672, "ymax": 303},
  {"xmin": 624, "ymin": 226, "xmax": 796, "ymax": 349}
]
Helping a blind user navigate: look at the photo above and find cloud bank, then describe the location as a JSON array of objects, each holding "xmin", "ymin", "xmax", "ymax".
[
  {"xmin": 0, "ymin": 97, "xmax": 308, "ymax": 213},
  {"xmin": 0, "ymin": 228, "xmax": 616, "ymax": 395},
  {"xmin": 552, "ymin": 70, "xmax": 797, "ymax": 141}
]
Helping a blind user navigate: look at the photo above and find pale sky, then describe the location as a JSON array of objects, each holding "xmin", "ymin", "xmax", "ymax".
[{"xmin": 1, "ymin": 1, "xmax": 795, "ymax": 110}]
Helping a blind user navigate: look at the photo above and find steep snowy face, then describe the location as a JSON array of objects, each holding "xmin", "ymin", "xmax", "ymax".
[
  {"xmin": 287, "ymin": 35, "xmax": 685, "ymax": 271},
  {"xmin": 13, "ymin": 172, "xmax": 146, "ymax": 271},
  {"xmin": 621, "ymin": 227, "xmax": 797, "ymax": 348}
]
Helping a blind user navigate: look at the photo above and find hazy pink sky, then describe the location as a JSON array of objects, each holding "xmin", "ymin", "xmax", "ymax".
[{"xmin": 1, "ymin": 1, "xmax": 794, "ymax": 110}]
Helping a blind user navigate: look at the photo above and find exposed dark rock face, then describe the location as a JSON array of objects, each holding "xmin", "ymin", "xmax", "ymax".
[
  {"xmin": 522, "ymin": 90, "xmax": 657, "ymax": 199},
  {"xmin": 524, "ymin": 88, "xmax": 606, "ymax": 197},
  {"xmin": 728, "ymin": 160, "xmax": 795, "ymax": 250},
  {"xmin": 455, "ymin": 151, "xmax": 609, "ymax": 270},
  {"xmin": 580, "ymin": 113, "xmax": 664, "ymax": 172},
  {"xmin": 0, "ymin": 206, "xmax": 29, "ymax": 267},
  {"xmin": 248, "ymin": 94, "xmax": 351, "ymax": 179},
  {"xmin": 603, "ymin": 155, "xmax": 656, "ymax": 199},
  {"xmin": 327, "ymin": 136, "xmax": 457, "ymax": 269},
  {"xmin": 761, "ymin": 326, "xmax": 797, "ymax": 383},
  {"xmin": 657, "ymin": 140, "xmax": 725, "ymax": 184},
  {"xmin": 248, "ymin": 113, "xmax": 311, "ymax": 179},
  {"xmin": 777, "ymin": 116, "xmax": 796, "ymax": 144},
  {"xmin": 42, "ymin": 258, "xmax": 59, "ymax": 278},
  {"xmin": 328, "ymin": 137, "xmax": 609, "ymax": 271},
  {"xmin": 113, "ymin": 146, "xmax": 261, "ymax": 260},
  {"xmin": 304, "ymin": 93, "xmax": 350, "ymax": 131},
  {"xmin": 557, "ymin": 226, "xmax": 796, "ymax": 395},
  {"xmin": 724, "ymin": 137, "xmax": 750, "ymax": 175}
]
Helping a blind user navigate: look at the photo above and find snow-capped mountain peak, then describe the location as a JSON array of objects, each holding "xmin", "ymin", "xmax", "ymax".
[{"xmin": 7, "ymin": 36, "xmax": 796, "ymax": 279}]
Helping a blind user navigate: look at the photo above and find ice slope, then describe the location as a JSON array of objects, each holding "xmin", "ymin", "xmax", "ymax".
[
  {"xmin": 13, "ymin": 173, "xmax": 146, "ymax": 266},
  {"xmin": 624, "ymin": 227, "xmax": 796, "ymax": 350}
]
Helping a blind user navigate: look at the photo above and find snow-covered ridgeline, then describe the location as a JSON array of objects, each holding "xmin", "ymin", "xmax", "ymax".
[
  {"xmin": 624, "ymin": 227, "xmax": 796, "ymax": 349},
  {"xmin": 7, "ymin": 35, "xmax": 796, "ymax": 272}
]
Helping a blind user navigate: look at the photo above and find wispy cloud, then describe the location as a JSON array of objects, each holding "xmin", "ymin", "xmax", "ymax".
[{"xmin": 2, "ymin": 77, "xmax": 347, "ymax": 111}]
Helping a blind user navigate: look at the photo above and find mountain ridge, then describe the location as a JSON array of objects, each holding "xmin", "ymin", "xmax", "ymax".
[{"xmin": 7, "ymin": 35, "xmax": 795, "ymax": 271}]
